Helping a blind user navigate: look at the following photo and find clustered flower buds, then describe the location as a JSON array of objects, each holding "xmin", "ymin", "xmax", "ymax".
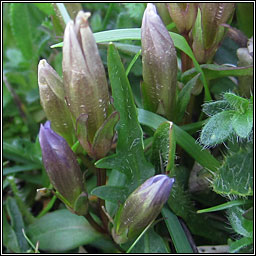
[
  {"xmin": 112, "ymin": 175, "xmax": 175, "ymax": 244},
  {"xmin": 39, "ymin": 121, "xmax": 88, "ymax": 215},
  {"xmin": 62, "ymin": 11, "xmax": 119, "ymax": 159},
  {"xmin": 141, "ymin": 3, "xmax": 177, "ymax": 121}
]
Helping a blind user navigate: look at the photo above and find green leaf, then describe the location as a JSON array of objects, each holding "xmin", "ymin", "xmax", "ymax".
[
  {"xmin": 202, "ymin": 100, "xmax": 231, "ymax": 116},
  {"xmin": 96, "ymin": 43, "xmax": 154, "ymax": 194},
  {"xmin": 236, "ymin": 3, "xmax": 253, "ymax": 37},
  {"xmin": 181, "ymin": 64, "xmax": 253, "ymax": 83},
  {"xmin": 231, "ymin": 108, "xmax": 253, "ymax": 138},
  {"xmin": 27, "ymin": 209, "xmax": 101, "ymax": 252},
  {"xmin": 176, "ymin": 73, "xmax": 201, "ymax": 123},
  {"xmin": 130, "ymin": 228, "xmax": 169, "ymax": 253},
  {"xmin": 33, "ymin": 3, "xmax": 55, "ymax": 15},
  {"xmin": 3, "ymin": 209, "xmax": 21, "ymax": 253},
  {"xmin": 3, "ymin": 139, "xmax": 42, "ymax": 166},
  {"xmin": 197, "ymin": 200, "xmax": 252, "ymax": 213},
  {"xmin": 138, "ymin": 108, "xmax": 220, "ymax": 172},
  {"xmin": 3, "ymin": 164, "xmax": 40, "ymax": 176},
  {"xmin": 105, "ymin": 169, "xmax": 127, "ymax": 217},
  {"xmin": 229, "ymin": 236, "xmax": 253, "ymax": 253},
  {"xmin": 126, "ymin": 49, "xmax": 141, "ymax": 76},
  {"xmin": 151, "ymin": 121, "xmax": 176, "ymax": 174},
  {"xmin": 91, "ymin": 185, "xmax": 127, "ymax": 204},
  {"xmin": 200, "ymin": 110, "xmax": 235, "ymax": 146},
  {"xmin": 227, "ymin": 206, "xmax": 253, "ymax": 238},
  {"xmin": 6, "ymin": 197, "xmax": 29, "ymax": 252},
  {"xmin": 213, "ymin": 145, "xmax": 253, "ymax": 196},
  {"xmin": 224, "ymin": 92, "xmax": 249, "ymax": 113},
  {"xmin": 10, "ymin": 4, "xmax": 34, "ymax": 60},
  {"xmin": 162, "ymin": 206, "xmax": 193, "ymax": 253}
]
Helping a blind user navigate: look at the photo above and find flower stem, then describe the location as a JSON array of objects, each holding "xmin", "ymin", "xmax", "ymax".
[
  {"xmin": 96, "ymin": 168, "xmax": 109, "ymax": 231},
  {"xmin": 84, "ymin": 212, "xmax": 107, "ymax": 234}
]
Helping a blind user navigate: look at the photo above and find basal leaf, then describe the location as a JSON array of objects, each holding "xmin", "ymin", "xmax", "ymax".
[
  {"xmin": 3, "ymin": 209, "xmax": 21, "ymax": 253},
  {"xmin": 6, "ymin": 197, "xmax": 29, "ymax": 252},
  {"xmin": 27, "ymin": 209, "xmax": 101, "ymax": 252}
]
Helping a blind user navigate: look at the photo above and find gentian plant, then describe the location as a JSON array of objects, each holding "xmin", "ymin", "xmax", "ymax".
[{"xmin": 3, "ymin": 3, "xmax": 253, "ymax": 254}]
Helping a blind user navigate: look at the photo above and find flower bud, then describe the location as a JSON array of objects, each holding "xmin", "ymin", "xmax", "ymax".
[
  {"xmin": 166, "ymin": 3, "xmax": 198, "ymax": 34},
  {"xmin": 38, "ymin": 59, "xmax": 75, "ymax": 146},
  {"xmin": 39, "ymin": 121, "xmax": 88, "ymax": 215},
  {"xmin": 192, "ymin": 3, "xmax": 235, "ymax": 63},
  {"xmin": 62, "ymin": 11, "xmax": 118, "ymax": 159},
  {"xmin": 141, "ymin": 3, "xmax": 177, "ymax": 121},
  {"xmin": 112, "ymin": 174, "xmax": 175, "ymax": 244}
]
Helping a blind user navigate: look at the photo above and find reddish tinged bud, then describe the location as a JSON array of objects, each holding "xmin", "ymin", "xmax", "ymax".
[
  {"xmin": 141, "ymin": 3, "xmax": 177, "ymax": 120},
  {"xmin": 62, "ymin": 11, "xmax": 118, "ymax": 159}
]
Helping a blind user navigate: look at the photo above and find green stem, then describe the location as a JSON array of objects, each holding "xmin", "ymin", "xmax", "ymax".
[
  {"xmin": 85, "ymin": 213, "xmax": 107, "ymax": 234},
  {"xmin": 96, "ymin": 168, "xmax": 109, "ymax": 231},
  {"xmin": 7, "ymin": 176, "xmax": 35, "ymax": 224}
]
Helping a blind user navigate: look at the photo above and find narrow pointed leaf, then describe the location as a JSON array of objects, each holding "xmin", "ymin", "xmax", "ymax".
[{"xmin": 96, "ymin": 43, "xmax": 154, "ymax": 194}]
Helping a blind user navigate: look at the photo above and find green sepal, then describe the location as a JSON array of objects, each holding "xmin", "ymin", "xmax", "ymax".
[
  {"xmin": 76, "ymin": 114, "xmax": 92, "ymax": 158},
  {"xmin": 73, "ymin": 192, "xmax": 89, "ymax": 216},
  {"xmin": 112, "ymin": 204, "xmax": 129, "ymax": 244},
  {"xmin": 151, "ymin": 121, "xmax": 176, "ymax": 174},
  {"xmin": 92, "ymin": 111, "xmax": 119, "ymax": 159}
]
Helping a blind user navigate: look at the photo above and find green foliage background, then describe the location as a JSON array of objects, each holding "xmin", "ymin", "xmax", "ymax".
[{"xmin": 3, "ymin": 3, "xmax": 253, "ymax": 254}]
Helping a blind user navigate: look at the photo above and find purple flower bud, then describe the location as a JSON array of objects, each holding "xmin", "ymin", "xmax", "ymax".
[
  {"xmin": 112, "ymin": 174, "xmax": 175, "ymax": 244},
  {"xmin": 141, "ymin": 3, "xmax": 177, "ymax": 120},
  {"xmin": 39, "ymin": 121, "xmax": 87, "ymax": 215},
  {"xmin": 38, "ymin": 59, "xmax": 75, "ymax": 146}
]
